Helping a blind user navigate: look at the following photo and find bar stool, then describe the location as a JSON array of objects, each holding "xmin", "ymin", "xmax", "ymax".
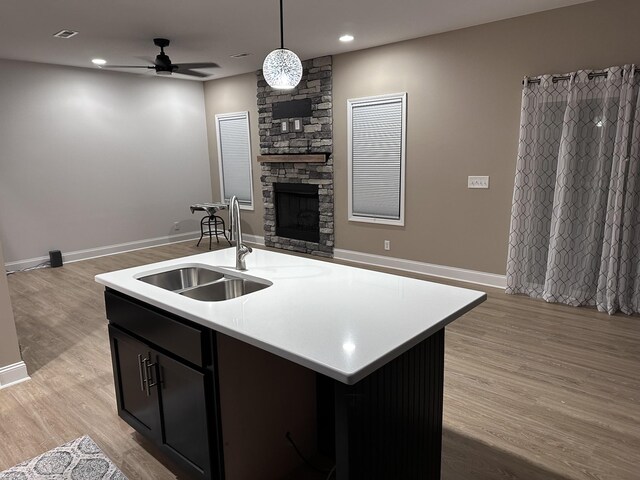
[{"xmin": 196, "ymin": 215, "xmax": 231, "ymax": 250}]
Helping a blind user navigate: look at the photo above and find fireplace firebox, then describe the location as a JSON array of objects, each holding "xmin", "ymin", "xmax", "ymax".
[{"xmin": 274, "ymin": 183, "xmax": 320, "ymax": 243}]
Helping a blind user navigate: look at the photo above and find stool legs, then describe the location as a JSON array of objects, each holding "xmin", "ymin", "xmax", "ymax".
[
  {"xmin": 196, "ymin": 216, "xmax": 207, "ymax": 247},
  {"xmin": 196, "ymin": 215, "xmax": 232, "ymax": 250},
  {"xmin": 216, "ymin": 216, "xmax": 232, "ymax": 246},
  {"xmin": 208, "ymin": 217, "xmax": 213, "ymax": 250}
]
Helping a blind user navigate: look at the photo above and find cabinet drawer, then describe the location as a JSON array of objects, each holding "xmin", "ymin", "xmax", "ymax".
[{"xmin": 105, "ymin": 290, "xmax": 204, "ymax": 367}]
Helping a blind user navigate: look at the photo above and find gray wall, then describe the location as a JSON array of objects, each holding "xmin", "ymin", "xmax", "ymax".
[
  {"xmin": 204, "ymin": 0, "xmax": 640, "ymax": 275},
  {"xmin": 203, "ymin": 73, "xmax": 263, "ymax": 237},
  {"xmin": 0, "ymin": 60, "xmax": 212, "ymax": 263},
  {"xmin": 333, "ymin": 0, "xmax": 640, "ymax": 274},
  {"xmin": 0, "ymin": 238, "xmax": 21, "ymax": 368}
]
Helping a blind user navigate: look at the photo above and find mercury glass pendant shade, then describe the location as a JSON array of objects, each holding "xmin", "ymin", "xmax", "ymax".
[
  {"xmin": 263, "ymin": 48, "xmax": 302, "ymax": 90},
  {"xmin": 263, "ymin": 0, "xmax": 301, "ymax": 90}
]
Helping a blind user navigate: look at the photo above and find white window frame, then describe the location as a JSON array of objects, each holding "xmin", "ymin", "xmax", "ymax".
[
  {"xmin": 348, "ymin": 92, "xmax": 407, "ymax": 226},
  {"xmin": 215, "ymin": 111, "xmax": 254, "ymax": 210}
]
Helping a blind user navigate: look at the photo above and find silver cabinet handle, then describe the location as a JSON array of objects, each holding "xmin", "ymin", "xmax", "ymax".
[
  {"xmin": 143, "ymin": 353, "xmax": 158, "ymax": 397},
  {"xmin": 137, "ymin": 354, "xmax": 146, "ymax": 392},
  {"xmin": 138, "ymin": 352, "xmax": 158, "ymax": 397}
]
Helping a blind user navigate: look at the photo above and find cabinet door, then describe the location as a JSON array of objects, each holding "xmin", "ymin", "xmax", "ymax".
[
  {"xmin": 157, "ymin": 352, "xmax": 212, "ymax": 476},
  {"xmin": 108, "ymin": 325, "xmax": 161, "ymax": 442}
]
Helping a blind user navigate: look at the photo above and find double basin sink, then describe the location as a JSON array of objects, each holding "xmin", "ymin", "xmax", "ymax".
[{"xmin": 137, "ymin": 266, "xmax": 271, "ymax": 302}]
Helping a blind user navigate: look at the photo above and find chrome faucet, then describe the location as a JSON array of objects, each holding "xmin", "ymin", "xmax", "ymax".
[{"xmin": 229, "ymin": 196, "xmax": 252, "ymax": 271}]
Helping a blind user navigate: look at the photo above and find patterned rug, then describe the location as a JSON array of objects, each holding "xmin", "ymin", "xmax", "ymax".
[{"xmin": 0, "ymin": 436, "xmax": 127, "ymax": 479}]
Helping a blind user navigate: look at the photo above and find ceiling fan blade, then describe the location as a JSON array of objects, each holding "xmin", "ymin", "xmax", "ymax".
[
  {"xmin": 104, "ymin": 65, "xmax": 153, "ymax": 69},
  {"xmin": 173, "ymin": 62, "xmax": 220, "ymax": 69},
  {"xmin": 175, "ymin": 69, "xmax": 212, "ymax": 78}
]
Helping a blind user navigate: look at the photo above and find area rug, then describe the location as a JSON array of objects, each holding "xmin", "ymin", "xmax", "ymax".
[{"xmin": 0, "ymin": 435, "xmax": 127, "ymax": 479}]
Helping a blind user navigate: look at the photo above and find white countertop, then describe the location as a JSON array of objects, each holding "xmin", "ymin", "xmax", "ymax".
[{"xmin": 95, "ymin": 248, "xmax": 486, "ymax": 384}]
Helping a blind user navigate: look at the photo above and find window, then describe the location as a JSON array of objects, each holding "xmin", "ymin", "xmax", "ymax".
[
  {"xmin": 348, "ymin": 93, "xmax": 406, "ymax": 225},
  {"xmin": 215, "ymin": 111, "xmax": 254, "ymax": 209}
]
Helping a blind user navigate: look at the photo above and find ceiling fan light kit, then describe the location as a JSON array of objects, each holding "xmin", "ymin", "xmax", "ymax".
[
  {"xmin": 263, "ymin": 0, "xmax": 302, "ymax": 90},
  {"xmin": 151, "ymin": 38, "xmax": 175, "ymax": 74}
]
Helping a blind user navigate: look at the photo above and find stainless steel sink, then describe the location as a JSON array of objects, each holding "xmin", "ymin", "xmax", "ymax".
[
  {"xmin": 137, "ymin": 265, "xmax": 271, "ymax": 301},
  {"xmin": 180, "ymin": 278, "xmax": 270, "ymax": 301},
  {"xmin": 138, "ymin": 267, "xmax": 224, "ymax": 292}
]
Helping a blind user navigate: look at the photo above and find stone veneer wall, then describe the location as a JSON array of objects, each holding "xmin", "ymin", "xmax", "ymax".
[{"xmin": 257, "ymin": 56, "xmax": 334, "ymax": 257}]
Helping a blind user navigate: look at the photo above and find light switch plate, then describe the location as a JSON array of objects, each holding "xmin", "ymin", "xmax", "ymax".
[{"xmin": 468, "ymin": 176, "xmax": 490, "ymax": 189}]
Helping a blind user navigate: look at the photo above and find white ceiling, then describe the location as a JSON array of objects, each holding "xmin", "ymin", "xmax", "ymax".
[{"xmin": 0, "ymin": 0, "xmax": 592, "ymax": 81}]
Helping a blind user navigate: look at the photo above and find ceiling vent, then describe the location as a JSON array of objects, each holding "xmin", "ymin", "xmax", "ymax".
[{"xmin": 53, "ymin": 29, "xmax": 79, "ymax": 39}]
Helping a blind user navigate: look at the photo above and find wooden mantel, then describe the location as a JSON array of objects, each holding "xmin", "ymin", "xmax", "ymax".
[{"xmin": 257, "ymin": 154, "xmax": 327, "ymax": 163}]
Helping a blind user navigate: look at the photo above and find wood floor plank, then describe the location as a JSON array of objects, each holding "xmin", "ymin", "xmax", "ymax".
[{"xmin": 1, "ymin": 240, "xmax": 638, "ymax": 479}]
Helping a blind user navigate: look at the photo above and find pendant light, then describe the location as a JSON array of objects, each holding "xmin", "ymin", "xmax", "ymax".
[{"xmin": 262, "ymin": 0, "xmax": 302, "ymax": 90}]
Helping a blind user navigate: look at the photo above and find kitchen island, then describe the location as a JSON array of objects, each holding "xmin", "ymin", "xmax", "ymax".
[{"xmin": 96, "ymin": 247, "xmax": 486, "ymax": 479}]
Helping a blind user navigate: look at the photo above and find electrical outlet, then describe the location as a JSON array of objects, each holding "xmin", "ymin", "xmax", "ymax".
[
  {"xmin": 173, "ymin": 222, "xmax": 180, "ymax": 231},
  {"xmin": 384, "ymin": 240, "xmax": 391, "ymax": 251},
  {"xmin": 468, "ymin": 176, "xmax": 490, "ymax": 189}
]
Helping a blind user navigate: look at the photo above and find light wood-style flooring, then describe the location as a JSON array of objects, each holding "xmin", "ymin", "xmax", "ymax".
[{"xmin": 1, "ymin": 241, "xmax": 639, "ymax": 479}]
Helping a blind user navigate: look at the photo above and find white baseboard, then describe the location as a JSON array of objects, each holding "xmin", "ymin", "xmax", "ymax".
[
  {"xmin": 243, "ymin": 233, "xmax": 266, "ymax": 246},
  {"xmin": 5, "ymin": 231, "xmax": 202, "ymax": 271},
  {"xmin": 334, "ymin": 248, "xmax": 506, "ymax": 289},
  {"xmin": 0, "ymin": 361, "xmax": 30, "ymax": 389},
  {"xmin": 6, "ymin": 231, "xmax": 505, "ymax": 290},
  {"xmin": 233, "ymin": 237, "xmax": 503, "ymax": 289}
]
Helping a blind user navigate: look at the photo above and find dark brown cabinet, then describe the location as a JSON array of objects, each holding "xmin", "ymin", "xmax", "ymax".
[
  {"xmin": 106, "ymin": 290, "xmax": 223, "ymax": 480},
  {"xmin": 105, "ymin": 288, "xmax": 318, "ymax": 480},
  {"xmin": 108, "ymin": 326, "xmax": 161, "ymax": 442},
  {"xmin": 157, "ymin": 351, "xmax": 211, "ymax": 470}
]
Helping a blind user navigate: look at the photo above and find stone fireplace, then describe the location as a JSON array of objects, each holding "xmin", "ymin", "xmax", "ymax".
[{"xmin": 257, "ymin": 56, "xmax": 333, "ymax": 257}]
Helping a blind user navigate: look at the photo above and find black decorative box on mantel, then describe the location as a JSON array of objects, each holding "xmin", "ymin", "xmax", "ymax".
[{"xmin": 257, "ymin": 56, "xmax": 334, "ymax": 257}]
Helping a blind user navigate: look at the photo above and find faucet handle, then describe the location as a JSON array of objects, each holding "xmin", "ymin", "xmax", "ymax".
[{"xmin": 238, "ymin": 243, "xmax": 252, "ymax": 257}]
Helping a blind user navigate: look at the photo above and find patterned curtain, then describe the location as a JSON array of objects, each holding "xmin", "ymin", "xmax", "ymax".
[{"xmin": 506, "ymin": 65, "xmax": 640, "ymax": 315}]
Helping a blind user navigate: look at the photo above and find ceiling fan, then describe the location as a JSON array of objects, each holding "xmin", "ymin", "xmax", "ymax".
[{"xmin": 106, "ymin": 38, "xmax": 219, "ymax": 78}]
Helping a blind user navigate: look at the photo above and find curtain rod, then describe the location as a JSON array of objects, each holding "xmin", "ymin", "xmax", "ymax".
[{"xmin": 523, "ymin": 68, "xmax": 640, "ymax": 86}]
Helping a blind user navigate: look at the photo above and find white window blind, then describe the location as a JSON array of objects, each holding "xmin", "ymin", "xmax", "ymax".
[
  {"xmin": 348, "ymin": 93, "xmax": 406, "ymax": 225},
  {"xmin": 215, "ymin": 111, "xmax": 254, "ymax": 208}
]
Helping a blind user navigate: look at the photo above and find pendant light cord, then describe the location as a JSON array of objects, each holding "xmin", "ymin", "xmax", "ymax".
[{"xmin": 279, "ymin": 0, "xmax": 284, "ymax": 49}]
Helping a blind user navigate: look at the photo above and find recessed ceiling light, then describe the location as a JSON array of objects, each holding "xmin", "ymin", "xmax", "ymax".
[
  {"xmin": 339, "ymin": 34, "xmax": 354, "ymax": 43},
  {"xmin": 230, "ymin": 53, "xmax": 252, "ymax": 58},
  {"xmin": 91, "ymin": 58, "xmax": 106, "ymax": 66},
  {"xmin": 53, "ymin": 29, "xmax": 78, "ymax": 39}
]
